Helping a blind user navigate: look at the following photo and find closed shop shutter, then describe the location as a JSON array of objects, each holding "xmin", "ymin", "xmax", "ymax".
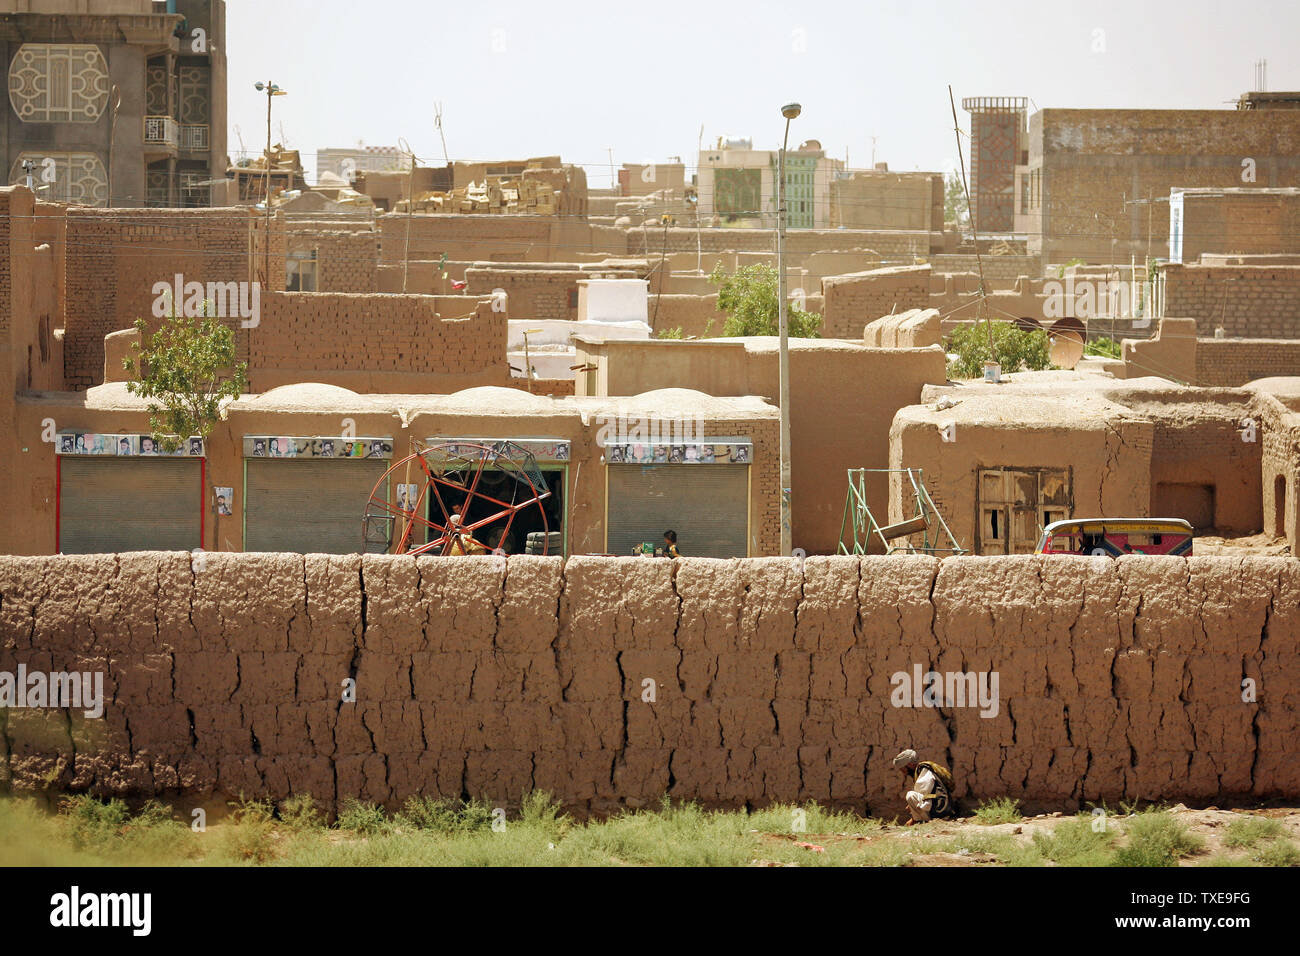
[
  {"xmin": 607, "ymin": 464, "xmax": 749, "ymax": 557},
  {"xmin": 59, "ymin": 457, "xmax": 200, "ymax": 554},
  {"xmin": 245, "ymin": 458, "xmax": 389, "ymax": 554}
]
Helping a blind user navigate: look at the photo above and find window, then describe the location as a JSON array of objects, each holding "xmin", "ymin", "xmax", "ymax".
[
  {"xmin": 10, "ymin": 152, "xmax": 108, "ymax": 206},
  {"xmin": 8, "ymin": 44, "xmax": 110, "ymax": 123},
  {"xmin": 287, "ymin": 249, "xmax": 318, "ymax": 292}
]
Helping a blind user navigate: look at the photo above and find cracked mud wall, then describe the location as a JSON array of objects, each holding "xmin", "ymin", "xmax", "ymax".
[{"xmin": 1, "ymin": 552, "xmax": 1297, "ymax": 815}]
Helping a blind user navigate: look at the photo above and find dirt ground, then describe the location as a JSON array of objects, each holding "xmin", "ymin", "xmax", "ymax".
[
  {"xmin": 754, "ymin": 805, "xmax": 1300, "ymax": 866},
  {"xmin": 1195, "ymin": 532, "xmax": 1291, "ymax": 556}
]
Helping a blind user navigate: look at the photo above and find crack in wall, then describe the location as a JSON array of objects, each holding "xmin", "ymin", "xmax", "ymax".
[{"xmin": 4, "ymin": 554, "xmax": 1299, "ymax": 813}]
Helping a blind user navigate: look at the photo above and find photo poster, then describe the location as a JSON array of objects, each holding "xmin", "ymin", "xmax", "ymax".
[
  {"xmin": 54, "ymin": 433, "xmax": 204, "ymax": 457},
  {"xmin": 603, "ymin": 441, "xmax": 752, "ymax": 464},
  {"xmin": 243, "ymin": 437, "xmax": 394, "ymax": 459},
  {"xmin": 395, "ymin": 483, "xmax": 420, "ymax": 514},
  {"xmin": 214, "ymin": 487, "xmax": 234, "ymax": 517}
]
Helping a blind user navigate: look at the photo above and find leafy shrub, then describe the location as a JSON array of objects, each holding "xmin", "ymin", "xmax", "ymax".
[
  {"xmin": 947, "ymin": 321, "xmax": 1052, "ymax": 379},
  {"xmin": 709, "ymin": 263, "xmax": 822, "ymax": 338},
  {"xmin": 278, "ymin": 793, "xmax": 323, "ymax": 830},
  {"xmin": 1031, "ymin": 815, "xmax": 1116, "ymax": 866},
  {"xmin": 1113, "ymin": 811, "xmax": 1203, "ymax": 867},
  {"xmin": 334, "ymin": 798, "xmax": 392, "ymax": 835},
  {"xmin": 1085, "ymin": 336, "xmax": 1122, "ymax": 359},
  {"xmin": 973, "ymin": 796, "xmax": 1022, "ymax": 825}
]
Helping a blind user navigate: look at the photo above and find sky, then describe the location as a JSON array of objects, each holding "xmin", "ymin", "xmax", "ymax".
[{"xmin": 225, "ymin": 0, "xmax": 1299, "ymax": 186}]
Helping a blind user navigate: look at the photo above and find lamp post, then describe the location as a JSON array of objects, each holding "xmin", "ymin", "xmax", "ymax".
[
  {"xmin": 776, "ymin": 101, "xmax": 801, "ymax": 557},
  {"xmin": 254, "ymin": 81, "xmax": 286, "ymax": 286}
]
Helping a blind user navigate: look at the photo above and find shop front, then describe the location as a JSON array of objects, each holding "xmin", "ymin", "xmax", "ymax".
[
  {"xmin": 603, "ymin": 438, "xmax": 751, "ymax": 557},
  {"xmin": 56, "ymin": 432, "xmax": 205, "ymax": 554},
  {"xmin": 242, "ymin": 435, "xmax": 394, "ymax": 554}
]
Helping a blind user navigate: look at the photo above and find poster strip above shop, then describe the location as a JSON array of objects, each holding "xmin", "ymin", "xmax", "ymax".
[
  {"xmin": 242, "ymin": 436, "xmax": 394, "ymax": 460},
  {"xmin": 56, "ymin": 432, "xmax": 205, "ymax": 457},
  {"xmin": 598, "ymin": 438, "xmax": 751, "ymax": 465}
]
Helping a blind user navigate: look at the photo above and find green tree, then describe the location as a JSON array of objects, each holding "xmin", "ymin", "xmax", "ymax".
[
  {"xmin": 944, "ymin": 170, "xmax": 970, "ymax": 230},
  {"xmin": 123, "ymin": 307, "xmax": 248, "ymax": 452},
  {"xmin": 947, "ymin": 321, "xmax": 1052, "ymax": 379},
  {"xmin": 708, "ymin": 263, "xmax": 822, "ymax": 338}
]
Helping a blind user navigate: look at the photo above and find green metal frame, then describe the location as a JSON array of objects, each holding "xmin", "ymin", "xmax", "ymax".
[{"xmin": 837, "ymin": 467, "xmax": 968, "ymax": 556}]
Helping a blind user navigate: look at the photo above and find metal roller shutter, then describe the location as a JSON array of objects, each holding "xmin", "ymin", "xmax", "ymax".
[
  {"xmin": 607, "ymin": 464, "xmax": 749, "ymax": 558},
  {"xmin": 59, "ymin": 457, "xmax": 201, "ymax": 554},
  {"xmin": 245, "ymin": 458, "xmax": 389, "ymax": 554}
]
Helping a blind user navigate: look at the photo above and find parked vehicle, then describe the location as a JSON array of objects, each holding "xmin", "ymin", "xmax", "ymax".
[{"xmin": 1034, "ymin": 518, "xmax": 1194, "ymax": 557}]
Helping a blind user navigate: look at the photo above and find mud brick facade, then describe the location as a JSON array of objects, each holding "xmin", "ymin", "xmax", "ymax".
[
  {"xmin": 464, "ymin": 264, "xmax": 639, "ymax": 322},
  {"xmin": 1196, "ymin": 339, "xmax": 1300, "ymax": 387},
  {"xmin": 248, "ymin": 292, "xmax": 508, "ymax": 392},
  {"xmin": 1025, "ymin": 108, "xmax": 1300, "ymax": 263},
  {"xmin": 287, "ymin": 226, "xmax": 379, "ymax": 293},
  {"xmin": 1162, "ymin": 264, "xmax": 1300, "ymax": 338},
  {"xmin": 821, "ymin": 265, "xmax": 932, "ymax": 339},
  {"xmin": 626, "ymin": 226, "xmax": 935, "ymax": 258},
  {"xmin": 1, "ymin": 553, "xmax": 1296, "ymax": 815},
  {"xmin": 62, "ymin": 206, "xmax": 284, "ymax": 389}
]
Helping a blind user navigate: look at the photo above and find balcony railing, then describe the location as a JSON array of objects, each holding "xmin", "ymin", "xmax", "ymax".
[
  {"xmin": 180, "ymin": 124, "xmax": 209, "ymax": 151},
  {"xmin": 143, "ymin": 115, "xmax": 179, "ymax": 148}
]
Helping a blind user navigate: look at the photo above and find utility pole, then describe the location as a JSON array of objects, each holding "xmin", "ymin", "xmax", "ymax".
[
  {"xmin": 399, "ymin": 136, "xmax": 415, "ymax": 292},
  {"xmin": 254, "ymin": 81, "xmax": 286, "ymax": 286},
  {"xmin": 777, "ymin": 102, "xmax": 801, "ymax": 557},
  {"xmin": 107, "ymin": 85, "xmax": 121, "ymax": 206}
]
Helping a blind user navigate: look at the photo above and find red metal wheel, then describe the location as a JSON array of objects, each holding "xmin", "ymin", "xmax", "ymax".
[{"xmin": 363, "ymin": 440, "xmax": 553, "ymax": 556}]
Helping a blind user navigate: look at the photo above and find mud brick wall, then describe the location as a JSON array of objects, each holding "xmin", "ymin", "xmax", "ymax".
[
  {"xmin": 929, "ymin": 254, "xmax": 1041, "ymax": 280},
  {"xmin": 288, "ymin": 228, "xmax": 379, "ymax": 293},
  {"xmin": 377, "ymin": 214, "xmax": 585, "ymax": 265},
  {"xmin": 821, "ymin": 266, "xmax": 932, "ymax": 339},
  {"xmin": 1, "ymin": 553, "xmax": 1295, "ymax": 816},
  {"xmin": 63, "ymin": 208, "xmax": 266, "ymax": 390},
  {"xmin": 1196, "ymin": 338, "xmax": 1300, "ymax": 387},
  {"xmin": 464, "ymin": 265, "xmax": 638, "ymax": 322},
  {"xmin": 625, "ymin": 227, "xmax": 933, "ymax": 258},
  {"xmin": 1163, "ymin": 264, "xmax": 1300, "ymax": 338},
  {"xmin": 248, "ymin": 292, "xmax": 508, "ymax": 392}
]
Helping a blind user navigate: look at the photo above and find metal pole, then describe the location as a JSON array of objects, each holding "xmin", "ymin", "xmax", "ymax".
[
  {"xmin": 777, "ymin": 117, "xmax": 793, "ymax": 557},
  {"xmin": 264, "ymin": 83, "xmax": 272, "ymax": 287}
]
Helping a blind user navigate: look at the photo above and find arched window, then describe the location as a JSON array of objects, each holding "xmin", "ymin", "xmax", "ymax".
[
  {"xmin": 11, "ymin": 153, "xmax": 109, "ymax": 206},
  {"xmin": 8, "ymin": 44, "xmax": 110, "ymax": 123}
]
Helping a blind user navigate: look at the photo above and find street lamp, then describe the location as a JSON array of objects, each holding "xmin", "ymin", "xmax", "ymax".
[
  {"xmin": 254, "ymin": 81, "xmax": 287, "ymax": 286},
  {"xmin": 776, "ymin": 101, "xmax": 801, "ymax": 557}
]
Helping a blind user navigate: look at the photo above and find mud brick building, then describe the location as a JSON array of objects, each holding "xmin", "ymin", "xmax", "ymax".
[{"xmin": 1017, "ymin": 99, "xmax": 1300, "ymax": 263}]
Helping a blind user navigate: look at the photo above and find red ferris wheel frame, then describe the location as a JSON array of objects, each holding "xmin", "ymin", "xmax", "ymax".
[{"xmin": 362, "ymin": 440, "xmax": 552, "ymax": 556}]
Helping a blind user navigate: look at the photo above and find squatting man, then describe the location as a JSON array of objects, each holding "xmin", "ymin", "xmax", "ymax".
[{"xmin": 893, "ymin": 749, "xmax": 956, "ymax": 825}]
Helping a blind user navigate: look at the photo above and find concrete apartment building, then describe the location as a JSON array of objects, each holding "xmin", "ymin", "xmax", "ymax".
[
  {"xmin": 2, "ymin": 0, "xmax": 227, "ymax": 207},
  {"xmin": 696, "ymin": 137, "xmax": 843, "ymax": 228},
  {"xmin": 1011, "ymin": 91, "xmax": 1300, "ymax": 263},
  {"xmin": 316, "ymin": 144, "xmax": 413, "ymax": 183}
]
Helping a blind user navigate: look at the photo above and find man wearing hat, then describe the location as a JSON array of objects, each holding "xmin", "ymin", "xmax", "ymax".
[{"xmin": 893, "ymin": 749, "xmax": 955, "ymax": 825}]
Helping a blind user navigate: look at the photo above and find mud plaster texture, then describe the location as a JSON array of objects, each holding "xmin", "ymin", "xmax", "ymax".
[{"xmin": 0, "ymin": 553, "xmax": 1296, "ymax": 816}]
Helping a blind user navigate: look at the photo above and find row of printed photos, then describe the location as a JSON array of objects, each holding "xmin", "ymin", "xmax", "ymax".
[
  {"xmin": 58, "ymin": 433, "xmax": 204, "ymax": 457},
  {"xmin": 243, "ymin": 437, "xmax": 394, "ymax": 460},
  {"xmin": 603, "ymin": 441, "xmax": 751, "ymax": 464}
]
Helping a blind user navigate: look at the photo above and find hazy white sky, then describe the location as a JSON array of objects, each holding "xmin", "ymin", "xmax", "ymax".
[{"xmin": 226, "ymin": 0, "xmax": 1296, "ymax": 186}]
